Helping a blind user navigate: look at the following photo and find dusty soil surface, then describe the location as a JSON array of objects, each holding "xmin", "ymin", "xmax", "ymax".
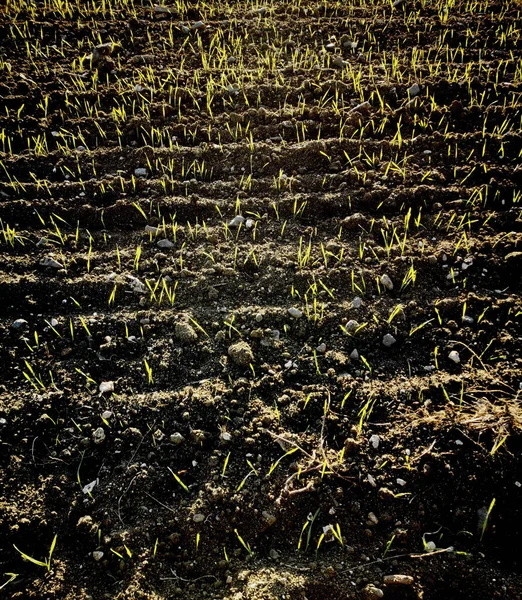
[{"xmin": 1, "ymin": 0, "xmax": 522, "ymax": 598}]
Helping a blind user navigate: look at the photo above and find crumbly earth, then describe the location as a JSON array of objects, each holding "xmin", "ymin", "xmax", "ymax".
[{"xmin": 0, "ymin": 0, "xmax": 521, "ymax": 598}]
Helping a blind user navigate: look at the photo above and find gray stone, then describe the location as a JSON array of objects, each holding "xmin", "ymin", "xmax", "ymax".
[
  {"xmin": 40, "ymin": 257, "xmax": 62, "ymax": 269},
  {"xmin": 157, "ymin": 238, "xmax": 175, "ymax": 248},
  {"xmin": 382, "ymin": 333, "xmax": 396, "ymax": 347},
  {"xmin": 93, "ymin": 427, "xmax": 106, "ymax": 445},
  {"xmin": 12, "ymin": 319, "xmax": 28, "ymax": 329}
]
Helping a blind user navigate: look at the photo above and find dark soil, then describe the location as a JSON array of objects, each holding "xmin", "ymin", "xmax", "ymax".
[{"xmin": 1, "ymin": 0, "xmax": 522, "ymax": 598}]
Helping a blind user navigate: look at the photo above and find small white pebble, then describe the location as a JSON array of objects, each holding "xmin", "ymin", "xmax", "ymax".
[
  {"xmin": 288, "ymin": 307, "xmax": 303, "ymax": 318},
  {"xmin": 229, "ymin": 215, "xmax": 245, "ymax": 227},
  {"xmin": 380, "ymin": 274, "xmax": 394, "ymax": 290},
  {"xmin": 99, "ymin": 381, "xmax": 114, "ymax": 394},
  {"xmin": 369, "ymin": 434, "xmax": 380, "ymax": 449},
  {"xmin": 449, "ymin": 350, "xmax": 460, "ymax": 364}
]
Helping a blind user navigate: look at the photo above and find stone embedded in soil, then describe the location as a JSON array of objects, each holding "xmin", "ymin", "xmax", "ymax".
[
  {"xmin": 175, "ymin": 321, "xmax": 198, "ymax": 342},
  {"xmin": 193, "ymin": 513, "xmax": 206, "ymax": 523},
  {"xmin": 288, "ymin": 307, "xmax": 303, "ymax": 318},
  {"xmin": 262, "ymin": 511, "xmax": 277, "ymax": 527},
  {"xmin": 40, "ymin": 256, "xmax": 62, "ymax": 269},
  {"xmin": 367, "ymin": 512, "xmax": 379, "ymax": 525},
  {"xmin": 350, "ymin": 348, "xmax": 359, "ymax": 360},
  {"xmin": 382, "ymin": 333, "xmax": 396, "ymax": 347},
  {"xmin": 369, "ymin": 434, "xmax": 380, "ymax": 449},
  {"xmin": 144, "ymin": 225, "xmax": 161, "ymax": 235},
  {"xmin": 316, "ymin": 343, "xmax": 326, "ymax": 353},
  {"xmin": 345, "ymin": 319, "xmax": 359, "ymax": 332},
  {"xmin": 228, "ymin": 341, "xmax": 254, "ymax": 366},
  {"xmin": 363, "ymin": 584, "xmax": 384, "ymax": 599},
  {"xmin": 332, "ymin": 55, "xmax": 346, "ymax": 68},
  {"xmin": 92, "ymin": 427, "xmax": 106, "ymax": 444},
  {"xmin": 134, "ymin": 167, "xmax": 148, "ymax": 177},
  {"xmin": 351, "ymin": 296, "xmax": 362, "ymax": 309},
  {"xmin": 91, "ymin": 42, "xmax": 113, "ymax": 67},
  {"xmin": 380, "ymin": 273, "xmax": 394, "ymax": 290},
  {"xmin": 157, "ymin": 238, "xmax": 174, "ymax": 248},
  {"xmin": 170, "ymin": 432, "xmax": 185, "ymax": 445},
  {"xmin": 11, "ymin": 319, "xmax": 28, "ymax": 329},
  {"xmin": 383, "ymin": 574, "xmax": 414, "ymax": 586},
  {"xmin": 342, "ymin": 212, "xmax": 367, "ymax": 230},
  {"xmin": 92, "ymin": 551, "xmax": 104, "ymax": 561},
  {"xmin": 408, "ymin": 83, "xmax": 421, "ymax": 97},
  {"xmin": 99, "ymin": 381, "xmax": 114, "ymax": 394},
  {"xmin": 229, "ymin": 215, "xmax": 245, "ymax": 227},
  {"xmin": 449, "ymin": 350, "xmax": 461, "ymax": 363}
]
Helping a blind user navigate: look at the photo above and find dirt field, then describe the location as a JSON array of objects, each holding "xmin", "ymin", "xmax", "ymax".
[{"xmin": 1, "ymin": 0, "xmax": 521, "ymax": 598}]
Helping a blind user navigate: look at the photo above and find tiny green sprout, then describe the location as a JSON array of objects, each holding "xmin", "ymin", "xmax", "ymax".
[
  {"xmin": 383, "ymin": 533, "xmax": 396, "ymax": 557},
  {"xmin": 153, "ymin": 538, "xmax": 159, "ymax": 558},
  {"xmin": 315, "ymin": 532, "xmax": 325, "ymax": 556},
  {"xmin": 222, "ymin": 451, "xmax": 231, "ymax": 478},
  {"xmin": 0, "ymin": 573, "xmax": 18, "ymax": 591},
  {"xmin": 330, "ymin": 523, "xmax": 344, "ymax": 547},
  {"xmin": 144, "ymin": 359, "xmax": 154, "ymax": 385},
  {"xmin": 168, "ymin": 467, "xmax": 189, "ymax": 492},
  {"xmin": 341, "ymin": 390, "xmax": 352, "ymax": 410},
  {"xmin": 480, "ymin": 498, "xmax": 496, "ymax": 541},
  {"xmin": 234, "ymin": 529, "xmax": 253, "ymax": 556},
  {"xmin": 490, "ymin": 435, "xmax": 508, "ymax": 456},
  {"xmin": 14, "ymin": 535, "xmax": 57, "ymax": 571},
  {"xmin": 267, "ymin": 447, "xmax": 298, "ymax": 476}
]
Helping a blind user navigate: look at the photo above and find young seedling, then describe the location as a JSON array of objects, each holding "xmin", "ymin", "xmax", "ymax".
[
  {"xmin": 168, "ymin": 467, "xmax": 189, "ymax": 492},
  {"xmin": 234, "ymin": 529, "xmax": 253, "ymax": 556},
  {"xmin": 14, "ymin": 535, "xmax": 57, "ymax": 571},
  {"xmin": 480, "ymin": 498, "xmax": 496, "ymax": 541}
]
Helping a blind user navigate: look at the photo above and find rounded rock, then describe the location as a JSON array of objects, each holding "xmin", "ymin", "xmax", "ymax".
[{"xmin": 382, "ymin": 333, "xmax": 396, "ymax": 347}]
